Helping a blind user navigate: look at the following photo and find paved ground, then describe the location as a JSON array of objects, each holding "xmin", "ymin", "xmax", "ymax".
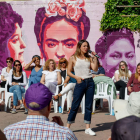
[{"xmin": 0, "ymin": 100, "xmax": 116, "ymax": 140}]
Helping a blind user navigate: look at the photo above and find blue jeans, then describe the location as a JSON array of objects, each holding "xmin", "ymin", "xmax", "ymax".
[
  {"xmin": 9, "ymin": 85, "xmax": 25, "ymax": 106},
  {"xmin": 67, "ymin": 78, "xmax": 95, "ymax": 124}
]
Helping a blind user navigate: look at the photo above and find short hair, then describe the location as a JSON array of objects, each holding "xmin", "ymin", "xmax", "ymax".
[
  {"xmin": 95, "ymin": 28, "xmax": 135, "ymax": 59},
  {"xmin": 45, "ymin": 59, "xmax": 56, "ymax": 70},
  {"xmin": 34, "ymin": 7, "xmax": 90, "ymax": 60},
  {"xmin": 6, "ymin": 57, "xmax": 13, "ymax": 62},
  {"xmin": 57, "ymin": 58, "xmax": 68, "ymax": 69}
]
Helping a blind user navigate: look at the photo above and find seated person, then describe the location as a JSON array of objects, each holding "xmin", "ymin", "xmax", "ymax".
[
  {"xmin": 0, "ymin": 57, "xmax": 13, "ymax": 88},
  {"xmin": 8, "ymin": 60, "xmax": 27, "ymax": 114},
  {"xmin": 127, "ymin": 63, "xmax": 140, "ymax": 93},
  {"xmin": 24, "ymin": 55, "xmax": 43, "ymax": 87},
  {"xmin": 53, "ymin": 71, "xmax": 76, "ymax": 112},
  {"xmin": 114, "ymin": 61, "xmax": 131, "ymax": 99},
  {"xmin": 58, "ymin": 58, "xmax": 68, "ymax": 80},
  {"xmin": 40, "ymin": 59, "xmax": 61, "ymax": 94},
  {"xmin": 4, "ymin": 83, "xmax": 77, "ymax": 140},
  {"xmin": 91, "ymin": 58, "xmax": 105, "ymax": 78}
]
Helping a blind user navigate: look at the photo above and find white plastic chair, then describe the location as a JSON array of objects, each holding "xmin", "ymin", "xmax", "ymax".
[
  {"xmin": 0, "ymin": 87, "xmax": 6, "ymax": 101},
  {"xmin": 112, "ymin": 76, "xmax": 120, "ymax": 95},
  {"xmin": 4, "ymin": 79, "xmax": 28, "ymax": 112},
  {"xmin": 53, "ymin": 77, "xmax": 64, "ymax": 113},
  {"xmin": 92, "ymin": 82, "xmax": 114, "ymax": 115},
  {"xmin": 124, "ymin": 87, "xmax": 129, "ymax": 100}
]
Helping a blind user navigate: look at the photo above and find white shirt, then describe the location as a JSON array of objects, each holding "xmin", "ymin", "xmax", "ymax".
[
  {"xmin": 1, "ymin": 67, "xmax": 11, "ymax": 81},
  {"xmin": 8, "ymin": 69, "xmax": 27, "ymax": 86},
  {"xmin": 42, "ymin": 69, "xmax": 60, "ymax": 84},
  {"xmin": 115, "ymin": 70, "xmax": 132, "ymax": 83}
]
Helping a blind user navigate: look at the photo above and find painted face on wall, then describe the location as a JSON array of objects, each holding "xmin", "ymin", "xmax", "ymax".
[
  {"xmin": 8, "ymin": 23, "xmax": 26, "ymax": 63},
  {"xmin": 42, "ymin": 19, "xmax": 79, "ymax": 63},
  {"xmin": 102, "ymin": 38, "xmax": 136, "ymax": 77}
]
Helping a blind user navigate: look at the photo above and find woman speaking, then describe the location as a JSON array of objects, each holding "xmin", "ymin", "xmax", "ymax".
[{"xmin": 67, "ymin": 40, "xmax": 98, "ymax": 136}]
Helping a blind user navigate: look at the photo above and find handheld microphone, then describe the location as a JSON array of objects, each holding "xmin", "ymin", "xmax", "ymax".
[{"xmin": 88, "ymin": 50, "xmax": 100, "ymax": 58}]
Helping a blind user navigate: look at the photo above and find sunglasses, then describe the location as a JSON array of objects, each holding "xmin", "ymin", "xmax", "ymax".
[
  {"xmin": 60, "ymin": 61, "xmax": 66, "ymax": 64},
  {"xmin": 120, "ymin": 64, "xmax": 125, "ymax": 67},
  {"xmin": 6, "ymin": 60, "xmax": 11, "ymax": 63},
  {"xmin": 15, "ymin": 64, "xmax": 21, "ymax": 67}
]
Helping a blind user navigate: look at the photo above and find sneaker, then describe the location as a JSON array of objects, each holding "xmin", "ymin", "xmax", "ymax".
[
  {"xmin": 85, "ymin": 128, "xmax": 96, "ymax": 136},
  {"xmin": 11, "ymin": 109, "xmax": 17, "ymax": 114},
  {"xmin": 24, "ymin": 110, "xmax": 28, "ymax": 114},
  {"xmin": 20, "ymin": 104, "xmax": 25, "ymax": 109}
]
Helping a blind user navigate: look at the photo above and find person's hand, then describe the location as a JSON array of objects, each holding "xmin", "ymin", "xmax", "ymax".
[
  {"xmin": 32, "ymin": 57, "xmax": 36, "ymax": 63},
  {"xmin": 76, "ymin": 76, "xmax": 83, "ymax": 84},
  {"xmin": 92, "ymin": 74, "xmax": 96, "ymax": 78},
  {"xmin": 128, "ymin": 86, "xmax": 132, "ymax": 92},
  {"xmin": 64, "ymin": 83, "xmax": 67, "ymax": 87},
  {"xmin": 12, "ymin": 82, "xmax": 16, "ymax": 85},
  {"xmin": 51, "ymin": 116, "xmax": 64, "ymax": 126},
  {"xmin": 12, "ymin": 82, "xmax": 18, "ymax": 85}
]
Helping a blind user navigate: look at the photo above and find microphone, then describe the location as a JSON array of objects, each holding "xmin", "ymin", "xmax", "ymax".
[{"xmin": 88, "ymin": 50, "xmax": 100, "ymax": 58}]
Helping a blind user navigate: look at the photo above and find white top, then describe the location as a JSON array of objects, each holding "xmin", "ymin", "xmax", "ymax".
[
  {"xmin": 1, "ymin": 67, "xmax": 11, "ymax": 81},
  {"xmin": 115, "ymin": 70, "xmax": 132, "ymax": 83},
  {"xmin": 8, "ymin": 69, "xmax": 27, "ymax": 86},
  {"xmin": 74, "ymin": 57, "xmax": 92, "ymax": 79},
  {"xmin": 42, "ymin": 69, "xmax": 60, "ymax": 84}
]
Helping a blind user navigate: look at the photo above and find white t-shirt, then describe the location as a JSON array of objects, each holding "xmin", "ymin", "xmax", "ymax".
[
  {"xmin": 115, "ymin": 70, "xmax": 132, "ymax": 83},
  {"xmin": 1, "ymin": 67, "xmax": 11, "ymax": 81}
]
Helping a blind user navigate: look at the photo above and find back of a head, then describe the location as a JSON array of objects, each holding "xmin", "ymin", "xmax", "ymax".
[
  {"xmin": 25, "ymin": 83, "xmax": 53, "ymax": 112},
  {"xmin": 111, "ymin": 116, "xmax": 140, "ymax": 140}
]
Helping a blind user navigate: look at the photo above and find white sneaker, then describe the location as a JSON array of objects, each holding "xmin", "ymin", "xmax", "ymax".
[{"xmin": 85, "ymin": 128, "xmax": 96, "ymax": 136}]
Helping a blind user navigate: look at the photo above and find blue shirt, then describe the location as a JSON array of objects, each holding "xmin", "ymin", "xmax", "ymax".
[
  {"xmin": 69, "ymin": 72, "xmax": 76, "ymax": 83},
  {"xmin": 91, "ymin": 67, "xmax": 105, "ymax": 75}
]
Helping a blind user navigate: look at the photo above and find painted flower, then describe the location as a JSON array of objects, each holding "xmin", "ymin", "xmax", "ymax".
[
  {"xmin": 66, "ymin": 4, "xmax": 82, "ymax": 22},
  {"xmin": 45, "ymin": 0, "xmax": 85, "ymax": 21}
]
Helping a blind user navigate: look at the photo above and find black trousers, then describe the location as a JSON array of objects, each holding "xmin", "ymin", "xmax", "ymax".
[
  {"xmin": 115, "ymin": 80, "xmax": 126, "ymax": 99},
  {"xmin": 0, "ymin": 81, "xmax": 6, "ymax": 88}
]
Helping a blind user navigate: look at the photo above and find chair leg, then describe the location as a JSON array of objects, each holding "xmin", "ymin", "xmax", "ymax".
[
  {"xmin": 100, "ymin": 99, "xmax": 103, "ymax": 108},
  {"xmin": 92, "ymin": 99, "xmax": 96, "ymax": 112},
  {"xmin": 81, "ymin": 95, "xmax": 85, "ymax": 114},
  {"xmin": 5, "ymin": 96, "xmax": 9, "ymax": 112},
  {"xmin": 8, "ymin": 97, "xmax": 11, "ymax": 109},
  {"xmin": 61, "ymin": 95, "xmax": 66, "ymax": 113}
]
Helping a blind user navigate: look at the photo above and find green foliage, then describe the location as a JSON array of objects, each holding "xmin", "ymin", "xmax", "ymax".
[{"xmin": 100, "ymin": 0, "xmax": 140, "ymax": 32}]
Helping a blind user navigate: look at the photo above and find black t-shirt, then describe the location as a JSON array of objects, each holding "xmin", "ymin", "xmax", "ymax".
[{"xmin": 60, "ymin": 69, "xmax": 66, "ymax": 80}]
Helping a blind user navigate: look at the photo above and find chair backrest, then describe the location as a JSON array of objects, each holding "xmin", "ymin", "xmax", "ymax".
[{"xmin": 96, "ymin": 82, "xmax": 109, "ymax": 96}]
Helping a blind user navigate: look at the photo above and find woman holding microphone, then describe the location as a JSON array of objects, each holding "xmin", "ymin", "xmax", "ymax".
[{"xmin": 67, "ymin": 40, "xmax": 98, "ymax": 136}]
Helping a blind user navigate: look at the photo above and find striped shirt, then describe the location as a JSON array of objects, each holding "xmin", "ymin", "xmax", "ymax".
[{"xmin": 4, "ymin": 115, "xmax": 77, "ymax": 140}]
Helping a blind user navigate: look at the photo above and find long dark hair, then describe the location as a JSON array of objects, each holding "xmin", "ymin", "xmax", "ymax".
[
  {"xmin": 74, "ymin": 40, "xmax": 91, "ymax": 61},
  {"xmin": 13, "ymin": 60, "xmax": 22, "ymax": 77}
]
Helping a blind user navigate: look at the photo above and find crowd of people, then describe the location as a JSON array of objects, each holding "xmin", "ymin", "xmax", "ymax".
[{"xmin": 1, "ymin": 39, "xmax": 140, "ymax": 140}]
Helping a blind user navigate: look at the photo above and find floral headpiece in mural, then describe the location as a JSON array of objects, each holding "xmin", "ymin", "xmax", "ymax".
[{"xmin": 45, "ymin": 0, "xmax": 85, "ymax": 22}]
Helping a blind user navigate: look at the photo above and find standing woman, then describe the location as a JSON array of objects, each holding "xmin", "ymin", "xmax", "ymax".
[
  {"xmin": 0, "ymin": 57, "xmax": 13, "ymax": 88},
  {"xmin": 67, "ymin": 40, "xmax": 98, "ymax": 136},
  {"xmin": 24, "ymin": 55, "xmax": 43, "ymax": 87},
  {"xmin": 114, "ymin": 61, "xmax": 132, "ymax": 99},
  {"xmin": 8, "ymin": 60, "xmax": 27, "ymax": 114}
]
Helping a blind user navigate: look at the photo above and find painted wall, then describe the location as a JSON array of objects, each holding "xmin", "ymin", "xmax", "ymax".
[{"xmin": 0, "ymin": 0, "xmax": 139, "ymax": 77}]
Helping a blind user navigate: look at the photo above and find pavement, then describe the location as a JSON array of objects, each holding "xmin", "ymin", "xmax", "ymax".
[{"xmin": 0, "ymin": 100, "xmax": 116, "ymax": 140}]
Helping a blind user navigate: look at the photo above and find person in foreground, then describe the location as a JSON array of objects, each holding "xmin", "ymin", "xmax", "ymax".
[
  {"xmin": 67, "ymin": 40, "xmax": 98, "ymax": 136},
  {"xmin": 108, "ymin": 115, "xmax": 140, "ymax": 140},
  {"xmin": 4, "ymin": 83, "xmax": 77, "ymax": 140},
  {"xmin": 108, "ymin": 92, "xmax": 140, "ymax": 140}
]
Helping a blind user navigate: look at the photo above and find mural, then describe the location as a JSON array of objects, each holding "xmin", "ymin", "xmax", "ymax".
[{"xmin": 0, "ymin": 0, "xmax": 139, "ymax": 78}]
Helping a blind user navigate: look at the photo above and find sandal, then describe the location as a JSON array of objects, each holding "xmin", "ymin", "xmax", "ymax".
[{"xmin": 52, "ymin": 95, "xmax": 59, "ymax": 101}]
